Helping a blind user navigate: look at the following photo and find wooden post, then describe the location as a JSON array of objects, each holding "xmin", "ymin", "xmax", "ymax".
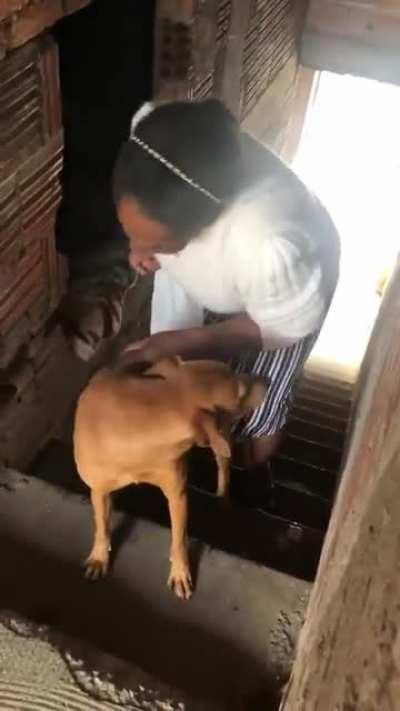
[
  {"xmin": 281, "ymin": 258, "xmax": 400, "ymax": 709},
  {"xmin": 301, "ymin": 0, "xmax": 400, "ymax": 84}
]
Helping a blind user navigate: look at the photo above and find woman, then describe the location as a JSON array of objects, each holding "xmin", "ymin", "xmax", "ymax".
[{"xmin": 113, "ymin": 99, "xmax": 340, "ymax": 476}]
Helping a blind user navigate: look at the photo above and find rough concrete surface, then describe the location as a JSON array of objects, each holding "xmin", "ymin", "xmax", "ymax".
[
  {"xmin": 0, "ymin": 467, "xmax": 310, "ymax": 709},
  {"xmin": 0, "ymin": 619, "xmax": 122, "ymax": 710},
  {"xmin": 0, "ymin": 614, "xmax": 190, "ymax": 710}
]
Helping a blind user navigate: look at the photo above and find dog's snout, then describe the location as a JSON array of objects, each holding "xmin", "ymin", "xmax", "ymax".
[
  {"xmin": 238, "ymin": 375, "xmax": 268, "ymax": 411},
  {"xmin": 251, "ymin": 378, "xmax": 268, "ymax": 407}
]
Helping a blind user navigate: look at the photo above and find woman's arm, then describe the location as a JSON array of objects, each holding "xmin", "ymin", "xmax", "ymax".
[{"xmin": 123, "ymin": 314, "xmax": 294, "ymax": 364}]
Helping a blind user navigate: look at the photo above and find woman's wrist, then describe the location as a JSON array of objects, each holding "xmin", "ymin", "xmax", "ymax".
[
  {"xmin": 167, "ymin": 327, "xmax": 212, "ymax": 359},
  {"xmin": 169, "ymin": 318, "xmax": 261, "ymax": 360},
  {"xmin": 142, "ymin": 316, "xmax": 261, "ymax": 363}
]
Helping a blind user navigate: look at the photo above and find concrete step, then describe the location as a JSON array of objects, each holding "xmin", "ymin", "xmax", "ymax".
[
  {"xmin": 32, "ymin": 440, "xmax": 324, "ymax": 581},
  {"xmin": 0, "ymin": 468, "xmax": 310, "ymax": 710}
]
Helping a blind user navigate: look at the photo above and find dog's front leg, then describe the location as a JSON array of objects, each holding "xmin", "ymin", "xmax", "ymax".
[
  {"xmin": 195, "ymin": 411, "xmax": 232, "ymax": 497},
  {"xmin": 215, "ymin": 416, "xmax": 233, "ymax": 498},
  {"xmin": 85, "ymin": 489, "xmax": 111, "ymax": 580},
  {"xmin": 162, "ymin": 464, "xmax": 192, "ymax": 600}
]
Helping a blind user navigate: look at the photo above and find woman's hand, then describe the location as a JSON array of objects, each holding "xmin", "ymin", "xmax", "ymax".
[
  {"xmin": 121, "ymin": 316, "xmax": 263, "ymax": 366},
  {"xmin": 122, "ymin": 331, "xmax": 184, "ymax": 364},
  {"xmin": 122, "ymin": 327, "xmax": 211, "ymax": 364},
  {"xmin": 130, "ymin": 253, "xmax": 160, "ymax": 276}
]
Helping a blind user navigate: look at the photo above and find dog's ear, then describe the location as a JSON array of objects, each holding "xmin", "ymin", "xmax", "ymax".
[
  {"xmin": 238, "ymin": 375, "xmax": 268, "ymax": 412},
  {"xmin": 145, "ymin": 356, "xmax": 183, "ymax": 379}
]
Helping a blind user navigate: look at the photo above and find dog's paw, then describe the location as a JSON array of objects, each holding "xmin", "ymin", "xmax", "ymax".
[
  {"xmin": 168, "ymin": 565, "xmax": 193, "ymax": 601},
  {"xmin": 84, "ymin": 556, "xmax": 109, "ymax": 581},
  {"xmin": 217, "ymin": 483, "xmax": 230, "ymax": 498}
]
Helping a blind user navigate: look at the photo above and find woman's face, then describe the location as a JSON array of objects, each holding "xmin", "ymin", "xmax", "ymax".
[{"xmin": 117, "ymin": 196, "xmax": 183, "ymax": 259}]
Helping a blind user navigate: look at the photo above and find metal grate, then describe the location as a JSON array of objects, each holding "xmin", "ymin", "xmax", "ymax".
[{"xmin": 241, "ymin": 0, "xmax": 297, "ymax": 118}]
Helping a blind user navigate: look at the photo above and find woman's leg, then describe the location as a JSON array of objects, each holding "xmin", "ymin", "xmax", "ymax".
[
  {"xmin": 234, "ymin": 332, "xmax": 318, "ymax": 474},
  {"xmin": 240, "ymin": 431, "xmax": 284, "ymax": 469}
]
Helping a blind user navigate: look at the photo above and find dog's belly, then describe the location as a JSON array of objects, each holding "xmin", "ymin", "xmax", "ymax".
[{"xmin": 74, "ymin": 435, "xmax": 193, "ymax": 492}]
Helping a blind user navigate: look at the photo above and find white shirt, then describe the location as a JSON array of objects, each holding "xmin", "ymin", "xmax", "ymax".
[{"xmin": 153, "ymin": 136, "xmax": 340, "ymax": 347}]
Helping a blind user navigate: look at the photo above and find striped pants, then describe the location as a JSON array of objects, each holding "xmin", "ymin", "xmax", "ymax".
[{"xmin": 231, "ymin": 332, "xmax": 318, "ymax": 438}]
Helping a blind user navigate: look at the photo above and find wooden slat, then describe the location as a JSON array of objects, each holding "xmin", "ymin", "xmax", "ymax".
[
  {"xmin": 283, "ymin": 259, "xmax": 400, "ymax": 709},
  {"xmin": 0, "ymin": 1, "xmax": 92, "ymax": 54},
  {"xmin": 0, "ymin": 37, "xmax": 64, "ymax": 365},
  {"xmin": 301, "ymin": 0, "xmax": 400, "ymax": 84}
]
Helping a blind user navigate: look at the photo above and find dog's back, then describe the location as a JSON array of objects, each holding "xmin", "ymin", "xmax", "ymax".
[
  {"xmin": 74, "ymin": 357, "xmax": 266, "ymax": 492},
  {"xmin": 74, "ymin": 365, "xmax": 199, "ymax": 490}
]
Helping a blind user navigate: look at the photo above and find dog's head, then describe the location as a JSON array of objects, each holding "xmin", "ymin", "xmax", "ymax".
[
  {"xmin": 179, "ymin": 359, "xmax": 268, "ymax": 417},
  {"xmin": 133, "ymin": 356, "xmax": 268, "ymax": 416},
  {"xmin": 235, "ymin": 373, "xmax": 268, "ymax": 416}
]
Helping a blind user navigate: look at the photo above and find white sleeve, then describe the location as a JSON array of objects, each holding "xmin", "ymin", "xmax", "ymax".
[
  {"xmin": 236, "ymin": 233, "xmax": 326, "ymax": 346},
  {"xmin": 150, "ymin": 269, "xmax": 204, "ymax": 335}
]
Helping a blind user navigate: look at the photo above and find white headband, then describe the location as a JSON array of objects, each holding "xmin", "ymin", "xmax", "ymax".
[{"xmin": 129, "ymin": 102, "xmax": 221, "ymax": 205}]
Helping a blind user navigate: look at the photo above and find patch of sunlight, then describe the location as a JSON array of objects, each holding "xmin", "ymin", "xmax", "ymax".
[{"xmin": 293, "ymin": 71, "xmax": 400, "ymax": 382}]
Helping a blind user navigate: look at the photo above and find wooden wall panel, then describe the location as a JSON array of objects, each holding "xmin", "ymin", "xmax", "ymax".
[
  {"xmin": 0, "ymin": 1, "xmax": 92, "ymax": 57},
  {"xmin": 281, "ymin": 258, "xmax": 400, "ymax": 710},
  {"xmin": 301, "ymin": 0, "xmax": 400, "ymax": 84},
  {"xmin": 0, "ymin": 36, "xmax": 65, "ymax": 369},
  {"xmin": 154, "ymin": 0, "xmax": 308, "ymax": 146}
]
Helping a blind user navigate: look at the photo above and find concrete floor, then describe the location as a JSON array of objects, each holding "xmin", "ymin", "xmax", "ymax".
[
  {"xmin": 0, "ymin": 620, "xmax": 121, "ymax": 710},
  {"xmin": 0, "ymin": 467, "xmax": 310, "ymax": 710}
]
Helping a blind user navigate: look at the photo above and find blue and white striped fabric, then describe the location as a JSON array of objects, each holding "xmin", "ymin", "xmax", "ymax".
[{"xmin": 233, "ymin": 331, "xmax": 318, "ymax": 437}]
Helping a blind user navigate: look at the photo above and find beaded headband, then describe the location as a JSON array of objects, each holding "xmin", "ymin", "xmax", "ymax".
[{"xmin": 129, "ymin": 102, "xmax": 221, "ymax": 205}]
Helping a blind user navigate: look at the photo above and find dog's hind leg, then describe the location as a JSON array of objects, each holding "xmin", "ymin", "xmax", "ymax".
[
  {"xmin": 84, "ymin": 489, "xmax": 112, "ymax": 580},
  {"xmin": 160, "ymin": 461, "xmax": 192, "ymax": 600}
]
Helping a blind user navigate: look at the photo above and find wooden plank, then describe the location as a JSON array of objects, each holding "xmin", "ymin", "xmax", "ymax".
[
  {"xmin": 281, "ymin": 66, "xmax": 317, "ymax": 163},
  {"xmin": 306, "ymin": 0, "xmax": 400, "ymax": 45},
  {"xmin": 281, "ymin": 259, "xmax": 400, "ymax": 709},
  {"xmin": 0, "ymin": 36, "xmax": 64, "ymax": 367},
  {"xmin": 219, "ymin": 0, "xmax": 250, "ymax": 117},
  {"xmin": 301, "ymin": 0, "xmax": 400, "ymax": 84},
  {"xmin": 0, "ymin": 1, "xmax": 63, "ymax": 54},
  {"xmin": 62, "ymin": 0, "xmax": 91, "ymax": 15},
  {"xmin": 0, "ymin": 0, "xmax": 91, "ymax": 55}
]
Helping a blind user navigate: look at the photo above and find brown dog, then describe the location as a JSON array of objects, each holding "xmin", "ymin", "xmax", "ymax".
[{"xmin": 73, "ymin": 357, "xmax": 266, "ymax": 599}]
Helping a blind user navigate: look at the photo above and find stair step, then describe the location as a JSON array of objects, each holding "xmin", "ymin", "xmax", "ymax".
[
  {"xmin": 188, "ymin": 448, "xmax": 331, "ymax": 531},
  {"xmin": 273, "ymin": 455, "xmax": 337, "ymax": 500},
  {"xmin": 287, "ymin": 415, "xmax": 346, "ymax": 450},
  {"xmin": 302, "ymin": 375, "xmax": 353, "ymax": 402},
  {"xmin": 281, "ymin": 433, "xmax": 343, "ymax": 472},
  {"xmin": 291, "ymin": 402, "xmax": 348, "ymax": 432},
  {"xmin": 295, "ymin": 393, "xmax": 350, "ymax": 421},
  {"xmin": 31, "ymin": 440, "xmax": 324, "ymax": 582}
]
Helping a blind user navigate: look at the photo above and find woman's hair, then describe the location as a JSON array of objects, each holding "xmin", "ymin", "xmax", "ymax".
[{"xmin": 113, "ymin": 99, "xmax": 243, "ymax": 239}]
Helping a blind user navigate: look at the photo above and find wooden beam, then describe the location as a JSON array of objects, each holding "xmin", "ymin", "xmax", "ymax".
[
  {"xmin": 281, "ymin": 258, "xmax": 400, "ymax": 709},
  {"xmin": 301, "ymin": 0, "xmax": 400, "ymax": 84}
]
